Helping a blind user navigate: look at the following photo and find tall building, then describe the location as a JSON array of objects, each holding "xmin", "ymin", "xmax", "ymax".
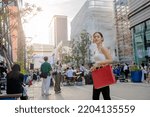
[
  {"xmin": 71, "ymin": 0, "xmax": 117, "ymax": 62},
  {"xmin": 49, "ymin": 15, "xmax": 68, "ymax": 47},
  {"xmin": 128, "ymin": 0, "xmax": 150, "ymax": 65},
  {"xmin": 114, "ymin": 0, "xmax": 133, "ymax": 63}
]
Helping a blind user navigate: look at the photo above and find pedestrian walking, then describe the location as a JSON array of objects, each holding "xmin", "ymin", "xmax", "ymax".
[
  {"xmin": 90, "ymin": 32, "xmax": 113, "ymax": 100},
  {"xmin": 140, "ymin": 63, "xmax": 147, "ymax": 82},
  {"xmin": 80, "ymin": 64, "xmax": 86, "ymax": 84},
  {"xmin": 146, "ymin": 66, "xmax": 150, "ymax": 82},
  {"xmin": 53, "ymin": 61, "xmax": 62, "ymax": 94},
  {"xmin": 40, "ymin": 56, "xmax": 52, "ymax": 96},
  {"xmin": 36, "ymin": 69, "xmax": 40, "ymax": 81},
  {"xmin": 123, "ymin": 63, "xmax": 129, "ymax": 82}
]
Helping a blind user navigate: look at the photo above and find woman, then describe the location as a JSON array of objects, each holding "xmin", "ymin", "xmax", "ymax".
[
  {"xmin": 6, "ymin": 64, "xmax": 24, "ymax": 95},
  {"xmin": 90, "ymin": 32, "xmax": 113, "ymax": 100},
  {"xmin": 53, "ymin": 61, "xmax": 62, "ymax": 93}
]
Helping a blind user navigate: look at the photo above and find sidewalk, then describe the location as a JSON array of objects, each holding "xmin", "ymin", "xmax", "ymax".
[
  {"xmin": 27, "ymin": 80, "xmax": 150, "ymax": 100},
  {"xmin": 27, "ymin": 80, "xmax": 92, "ymax": 100}
]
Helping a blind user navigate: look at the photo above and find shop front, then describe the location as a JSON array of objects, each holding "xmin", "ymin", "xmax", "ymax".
[{"xmin": 132, "ymin": 19, "xmax": 150, "ymax": 65}]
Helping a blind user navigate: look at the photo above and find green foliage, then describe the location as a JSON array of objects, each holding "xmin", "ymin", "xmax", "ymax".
[
  {"xmin": 130, "ymin": 65, "xmax": 140, "ymax": 71},
  {"xmin": 15, "ymin": 61, "xmax": 27, "ymax": 74},
  {"xmin": 0, "ymin": 1, "xmax": 42, "ymax": 72},
  {"xmin": 71, "ymin": 30, "xmax": 91, "ymax": 66},
  {"xmin": 21, "ymin": 69, "xmax": 28, "ymax": 75},
  {"xmin": 62, "ymin": 55, "xmax": 73, "ymax": 64}
]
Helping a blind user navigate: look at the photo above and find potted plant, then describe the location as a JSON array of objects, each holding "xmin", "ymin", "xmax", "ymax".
[{"xmin": 130, "ymin": 64, "xmax": 142, "ymax": 82}]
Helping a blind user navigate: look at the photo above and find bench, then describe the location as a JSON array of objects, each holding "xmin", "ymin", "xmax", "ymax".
[{"xmin": 0, "ymin": 93, "xmax": 22, "ymax": 100}]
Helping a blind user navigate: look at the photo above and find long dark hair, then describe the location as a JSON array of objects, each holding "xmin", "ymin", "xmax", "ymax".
[
  {"xmin": 93, "ymin": 32, "xmax": 104, "ymax": 43},
  {"xmin": 93, "ymin": 32, "xmax": 103, "ymax": 38},
  {"xmin": 7, "ymin": 64, "xmax": 21, "ymax": 79}
]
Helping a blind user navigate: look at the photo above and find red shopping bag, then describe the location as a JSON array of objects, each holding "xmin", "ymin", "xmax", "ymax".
[{"xmin": 92, "ymin": 65, "xmax": 116, "ymax": 89}]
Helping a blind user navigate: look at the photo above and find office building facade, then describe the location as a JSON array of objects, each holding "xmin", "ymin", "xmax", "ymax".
[
  {"xmin": 49, "ymin": 15, "xmax": 68, "ymax": 47},
  {"xmin": 128, "ymin": 0, "xmax": 150, "ymax": 64},
  {"xmin": 114, "ymin": 0, "xmax": 133, "ymax": 63},
  {"xmin": 71, "ymin": 0, "xmax": 118, "ymax": 63}
]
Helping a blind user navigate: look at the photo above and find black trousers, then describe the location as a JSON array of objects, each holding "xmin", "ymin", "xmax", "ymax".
[{"xmin": 92, "ymin": 86, "xmax": 111, "ymax": 100}]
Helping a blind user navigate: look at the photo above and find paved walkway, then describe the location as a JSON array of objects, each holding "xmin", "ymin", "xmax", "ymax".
[
  {"xmin": 27, "ymin": 80, "xmax": 93, "ymax": 100},
  {"xmin": 27, "ymin": 80, "xmax": 150, "ymax": 100}
]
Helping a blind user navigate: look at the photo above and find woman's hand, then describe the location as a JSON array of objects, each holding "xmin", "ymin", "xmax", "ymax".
[{"xmin": 90, "ymin": 66, "xmax": 97, "ymax": 72}]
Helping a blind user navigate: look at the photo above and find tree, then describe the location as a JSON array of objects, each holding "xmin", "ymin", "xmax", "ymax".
[
  {"xmin": 17, "ymin": 2, "xmax": 42, "ymax": 70},
  {"xmin": 71, "ymin": 39, "xmax": 81, "ymax": 67},
  {"xmin": 0, "ymin": 0, "xmax": 42, "ymax": 70},
  {"xmin": 26, "ymin": 42, "xmax": 33, "ymax": 71},
  {"xmin": 0, "ymin": 0, "xmax": 42, "ymax": 41},
  {"xmin": 79, "ymin": 30, "xmax": 91, "ymax": 65},
  {"xmin": 71, "ymin": 30, "xmax": 91, "ymax": 67},
  {"xmin": 62, "ymin": 55, "xmax": 73, "ymax": 64}
]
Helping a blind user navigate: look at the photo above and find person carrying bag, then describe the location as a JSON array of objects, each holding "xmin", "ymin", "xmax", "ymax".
[
  {"xmin": 40, "ymin": 72, "xmax": 48, "ymax": 79},
  {"xmin": 90, "ymin": 32, "xmax": 115, "ymax": 100},
  {"xmin": 40, "ymin": 56, "xmax": 52, "ymax": 96},
  {"xmin": 92, "ymin": 65, "xmax": 116, "ymax": 89}
]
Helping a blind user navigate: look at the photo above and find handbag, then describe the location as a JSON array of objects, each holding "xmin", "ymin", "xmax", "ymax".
[
  {"xmin": 92, "ymin": 65, "xmax": 116, "ymax": 89},
  {"xmin": 20, "ymin": 83, "xmax": 28, "ymax": 100},
  {"xmin": 52, "ymin": 71, "xmax": 57, "ymax": 75},
  {"xmin": 40, "ymin": 72, "xmax": 48, "ymax": 78}
]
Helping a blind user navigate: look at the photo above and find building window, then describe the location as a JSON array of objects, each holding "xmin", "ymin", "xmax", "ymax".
[
  {"xmin": 146, "ymin": 32, "xmax": 150, "ymax": 41},
  {"xmin": 146, "ymin": 20, "xmax": 150, "ymax": 47},
  {"xmin": 135, "ymin": 23, "xmax": 144, "ymax": 33},
  {"xmin": 146, "ymin": 20, "xmax": 150, "ymax": 30},
  {"xmin": 135, "ymin": 35, "xmax": 143, "ymax": 43}
]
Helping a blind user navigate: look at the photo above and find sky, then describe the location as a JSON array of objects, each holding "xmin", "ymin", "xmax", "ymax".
[{"xmin": 23, "ymin": 0, "xmax": 87, "ymax": 44}]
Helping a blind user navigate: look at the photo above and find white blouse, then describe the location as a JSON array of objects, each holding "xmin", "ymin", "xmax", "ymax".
[
  {"xmin": 94, "ymin": 50, "xmax": 105, "ymax": 62},
  {"xmin": 90, "ymin": 43, "xmax": 105, "ymax": 67}
]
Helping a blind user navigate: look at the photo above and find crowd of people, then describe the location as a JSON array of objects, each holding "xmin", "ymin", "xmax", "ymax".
[
  {"xmin": 113, "ymin": 62, "xmax": 150, "ymax": 83},
  {"xmin": 0, "ymin": 57, "xmax": 92, "ymax": 100}
]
